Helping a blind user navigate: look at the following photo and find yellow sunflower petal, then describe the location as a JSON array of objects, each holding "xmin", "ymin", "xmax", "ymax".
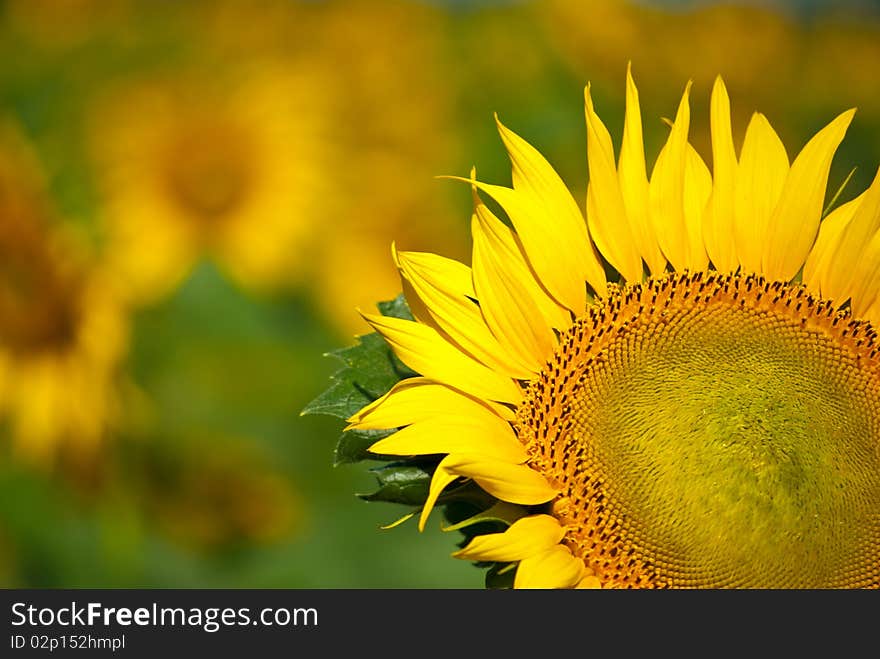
[
  {"xmin": 576, "ymin": 574, "xmax": 603, "ymax": 589},
  {"xmin": 395, "ymin": 247, "xmax": 533, "ymax": 379},
  {"xmin": 584, "ymin": 83, "xmax": 643, "ymax": 282},
  {"xmin": 703, "ymin": 75, "xmax": 739, "ymax": 273},
  {"xmin": 849, "ymin": 228, "xmax": 880, "ymax": 319},
  {"xmin": 513, "ymin": 545, "xmax": 586, "ymax": 589},
  {"xmin": 495, "ymin": 117, "xmax": 608, "ymax": 301},
  {"xmin": 397, "ymin": 278, "xmax": 433, "ymax": 328},
  {"xmin": 472, "ymin": 213, "xmax": 556, "ymax": 373},
  {"xmin": 683, "ymin": 143, "xmax": 712, "ymax": 272},
  {"xmin": 389, "ymin": 245, "xmax": 436, "ymax": 330},
  {"xmin": 452, "ymin": 514, "xmax": 565, "ymax": 562},
  {"xmin": 360, "ymin": 313, "xmax": 522, "ymax": 404},
  {"xmin": 348, "ymin": 377, "xmax": 514, "ymax": 428},
  {"xmin": 469, "ymin": 176, "xmax": 601, "ymax": 309},
  {"xmin": 470, "ymin": 181, "xmax": 571, "ymax": 332},
  {"xmin": 619, "ymin": 63, "xmax": 666, "ymax": 276},
  {"xmin": 820, "ymin": 167, "xmax": 880, "ymax": 307},
  {"xmin": 733, "ymin": 112, "xmax": 789, "ymax": 274},
  {"xmin": 443, "ymin": 454, "xmax": 557, "ymax": 505},
  {"xmin": 803, "ymin": 193, "xmax": 865, "ymax": 303},
  {"xmin": 367, "ymin": 417, "xmax": 527, "ymax": 464},
  {"xmin": 866, "ymin": 295, "xmax": 880, "ymax": 328},
  {"xmin": 762, "ymin": 109, "xmax": 855, "ymax": 281},
  {"xmin": 650, "ymin": 82, "xmax": 697, "ymax": 272},
  {"xmin": 419, "ymin": 455, "xmax": 459, "ymax": 531},
  {"xmin": 453, "ymin": 177, "xmax": 593, "ymax": 310},
  {"xmin": 390, "ymin": 245, "xmax": 463, "ymax": 331},
  {"xmin": 393, "ymin": 248, "xmax": 475, "ymax": 296}
]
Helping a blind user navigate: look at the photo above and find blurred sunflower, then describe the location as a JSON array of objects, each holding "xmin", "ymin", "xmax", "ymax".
[
  {"xmin": 543, "ymin": 0, "xmax": 797, "ymax": 89},
  {"xmin": 292, "ymin": 0, "xmax": 468, "ymax": 335},
  {"xmin": 91, "ymin": 63, "xmax": 335, "ymax": 305},
  {"xmin": 91, "ymin": 0, "xmax": 467, "ymax": 340},
  {"xmin": 0, "ymin": 124, "xmax": 127, "ymax": 463},
  {"xmin": 130, "ymin": 437, "xmax": 302, "ymax": 553},
  {"xmin": 541, "ymin": 0, "xmax": 798, "ymax": 142},
  {"xmin": 344, "ymin": 69, "xmax": 880, "ymax": 588}
]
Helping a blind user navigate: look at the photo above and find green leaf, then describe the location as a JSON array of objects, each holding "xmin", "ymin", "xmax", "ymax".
[
  {"xmin": 441, "ymin": 501, "xmax": 525, "ymax": 532},
  {"xmin": 377, "ymin": 293, "xmax": 414, "ymax": 321},
  {"xmin": 333, "ymin": 428, "xmax": 392, "ymax": 466},
  {"xmin": 357, "ymin": 462, "xmax": 433, "ymax": 505},
  {"xmin": 485, "ymin": 562, "xmax": 516, "ymax": 589},
  {"xmin": 301, "ymin": 295, "xmax": 416, "ymax": 421},
  {"xmin": 358, "ymin": 461, "xmax": 501, "ymax": 509}
]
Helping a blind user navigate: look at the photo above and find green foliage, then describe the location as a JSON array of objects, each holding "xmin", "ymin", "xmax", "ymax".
[
  {"xmin": 333, "ymin": 428, "xmax": 393, "ymax": 467},
  {"xmin": 302, "ymin": 293, "xmax": 417, "ymax": 465},
  {"xmin": 358, "ymin": 462, "xmax": 433, "ymax": 505},
  {"xmin": 301, "ymin": 333, "xmax": 413, "ymax": 421},
  {"xmin": 376, "ymin": 295, "xmax": 414, "ymax": 322},
  {"xmin": 484, "ymin": 562, "xmax": 516, "ymax": 590}
]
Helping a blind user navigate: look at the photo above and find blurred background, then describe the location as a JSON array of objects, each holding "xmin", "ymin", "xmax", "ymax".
[{"xmin": 0, "ymin": 0, "xmax": 878, "ymax": 588}]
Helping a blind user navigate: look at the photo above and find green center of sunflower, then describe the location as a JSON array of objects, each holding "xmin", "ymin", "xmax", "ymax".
[{"xmin": 519, "ymin": 272, "xmax": 880, "ymax": 588}]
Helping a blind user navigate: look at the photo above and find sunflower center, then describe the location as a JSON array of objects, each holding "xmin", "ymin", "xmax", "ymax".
[
  {"xmin": 518, "ymin": 272, "xmax": 880, "ymax": 588},
  {"xmin": 164, "ymin": 119, "xmax": 254, "ymax": 223},
  {"xmin": 0, "ymin": 192, "xmax": 80, "ymax": 356}
]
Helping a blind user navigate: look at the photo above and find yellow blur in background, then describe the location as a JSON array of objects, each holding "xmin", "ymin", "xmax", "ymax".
[{"xmin": 0, "ymin": 0, "xmax": 877, "ymax": 587}]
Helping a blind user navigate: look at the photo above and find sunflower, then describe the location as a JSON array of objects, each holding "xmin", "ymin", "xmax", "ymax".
[
  {"xmin": 0, "ymin": 124, "xmax": 127, "ymax": 463},
  {"xmin": 91, "ymin": 63, "xmax": 335, "ymax": 305},
  {"xmin": 91, "ymin": 1, "xmax": 468, "ymax": 339},
  {"xmin": 342, "ymin": 68, "xmax": 880, "ymax": 589},
  {"xmin": 130, "ymin": 436, "xmax": 302, "ymax": 553}
]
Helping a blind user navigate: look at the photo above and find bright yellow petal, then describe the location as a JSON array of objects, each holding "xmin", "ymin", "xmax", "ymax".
[
  {"xmin": 683, "ymin": 144, "xmax": 711, "ymax": 272},
  {"xmin": 389, "ymin": 243, "xmax": 435, "ymax": 330},
  {"xmin": 395, "ymin": 247, "xmax": 533, "ymax": 379},
  {"xmin": 762, "ymin": 109, "xmax": 855, "ymax": 281},
  {"xmin": 394, "ymin": 248, "xmax": 475, "ymax": 296},
  {"xmin": 803, "ymin": 192, "xmax": 865, "ymax": 303},
  {"xmin": 584, "ymin": 84, "xmax": 643, "ymax": 282},
  {"xmin": 819, "ymin": 167, "xmax": 880, "ymax": 307},
  {"xmin": 513, "ymin": 545, "xmax": 585, "ymax": 589},
  {"xmin": 496, "ymin": 117, "xmax": 608, "ymax": 301},
  {"xmin": 470, "ymin": 181, "xmax": 571, "ymax": 332},
  {"xmin": 367, "ymin": 417, "xmax": 527, "ymax": 464},
  {"xmin": 380, "ymin": 512, "xmax": 416, "ymax": 530},
  {"xmin": 458, "ymin": 176, "xmax": 599, "ymax": 310},
  {"xmin": 576, "ymin": 574, "xmax": 602, "ymax": 589},
  {"xmin": 866, "ymin": 295, "xmax": 880, "ymax": 328},
  {"xmin": 348, "ymin": 377, "xmax": 514, "ymax": 428},
  {"xmin": 472, "ymin": 212, "xmax": 557, "ymax": 373},
  {"xmin": 361, "ymin": 313, "xmax": 522, "ymax": 404},
  {"xmin": 452, "ymin": 514, "xmax": 565, "ymax": 562},
  {"xmin": 397, "ymin": 278, "xmax": 434, "ymax": 329},
  {"xmin": 443, "ymin": 454, "xmax": 557, "ymax": 505},
  {"xmin": 733, "ymin": 112, "xmax": 789, "ymax": 274},
  {"xmin": 419, "ymin": 455, "xmax": 459, "ymax": 531},
  {"xmin": 703, "ymin": 75, "xmax": 739, "ymax": 273},
  {"xmin": 649, "ymin": 82, "xmax": 694, "ymax": 272},
  {"xmin": 849, "ymin": 228, "xmax": 880, "ymax": 319},
  {"xmin": 619, "ymin": 63, "xmax": 666, "ymax": 276}
]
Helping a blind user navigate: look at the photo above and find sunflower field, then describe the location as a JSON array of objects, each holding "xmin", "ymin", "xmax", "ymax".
[{"xmin": 0, "ymin": 0, "xmax": 878, "ymax": 589}]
